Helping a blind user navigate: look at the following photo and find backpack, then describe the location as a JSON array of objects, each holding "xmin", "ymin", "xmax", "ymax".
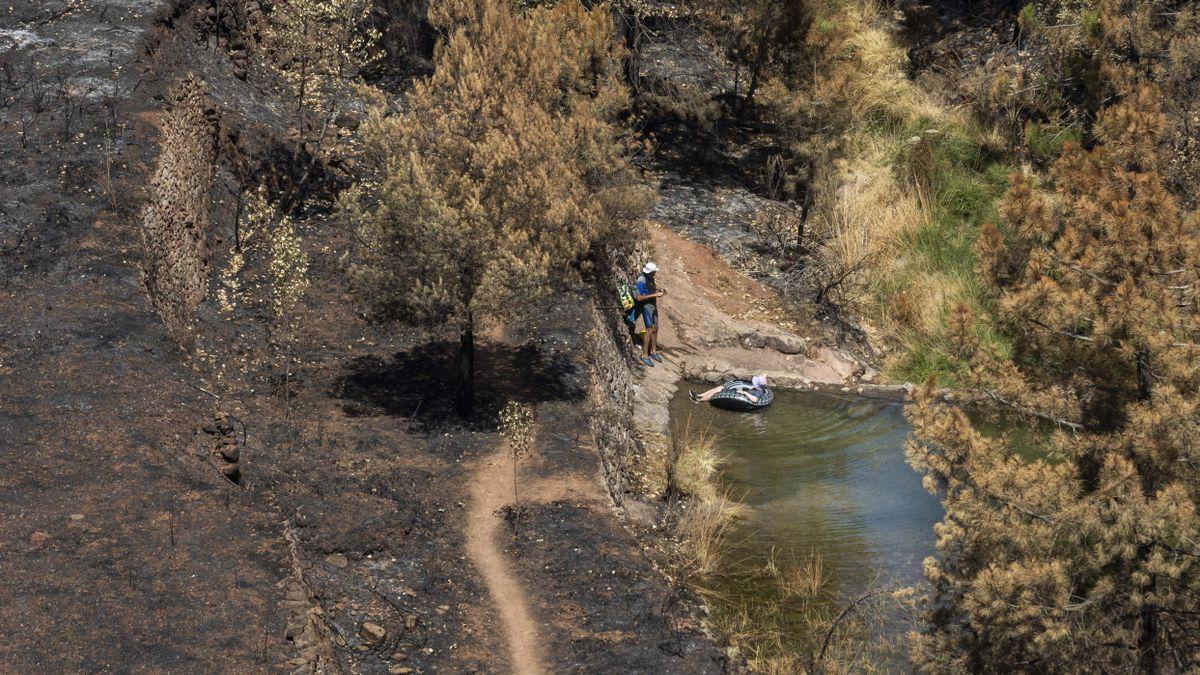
[{"xmin": 617, "ymin": 280, "xmax": 636, "ymax": 311}]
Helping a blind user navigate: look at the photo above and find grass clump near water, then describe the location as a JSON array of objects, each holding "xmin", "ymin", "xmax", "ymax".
[
  {"xmin": 665, "ymin": 419, "xmax": 901, "ymax": 672},
  {"xmin": 769, "ymin": 0, "xmax": 1018, "ymax": 384}
]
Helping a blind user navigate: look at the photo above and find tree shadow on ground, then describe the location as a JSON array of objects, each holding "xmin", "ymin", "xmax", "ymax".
[{"xmin": 332, "ymin": 340, "xmax": 587, "ymax": 431}]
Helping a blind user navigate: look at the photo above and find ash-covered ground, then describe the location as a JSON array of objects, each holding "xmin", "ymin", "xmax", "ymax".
[{"xmin": 0, "ymin": 2, "xmax": 724, "ymax": 672}]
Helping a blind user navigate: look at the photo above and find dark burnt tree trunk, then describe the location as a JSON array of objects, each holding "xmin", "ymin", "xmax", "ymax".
[
  {"xmin": 739, "ymin": 27, "xmax": 772, "ymax": 115},
  {"xmin": 456, "ymin": 311, "xmax": 475, "ymax": 417},
  {"xmin": 1135, "ymin": 345, "xmax": 1156, "ymax": 674}
]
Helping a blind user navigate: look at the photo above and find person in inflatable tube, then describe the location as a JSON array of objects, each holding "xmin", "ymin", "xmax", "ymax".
[{"xmin": 690, "ymin": 374, "xmax": 769, "ymax": 404}]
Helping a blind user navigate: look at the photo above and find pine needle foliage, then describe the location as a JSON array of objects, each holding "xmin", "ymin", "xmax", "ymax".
[
  {"xmin": 343, "ymin": 0, "xmax": 652, "ymax": 415},
  {"xmin": 907, "ymin": 86, "xmax": 1200, "ymax": 673}
]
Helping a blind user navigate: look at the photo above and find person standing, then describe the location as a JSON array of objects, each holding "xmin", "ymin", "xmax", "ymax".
[{"xmin": 634, "ymin": 262, "xmax": 664, "ymax": 367}]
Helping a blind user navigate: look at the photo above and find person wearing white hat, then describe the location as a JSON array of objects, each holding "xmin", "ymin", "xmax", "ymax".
[{"xmin": 634, "ymin": 261, "xmax": 665, "ymax": 367}]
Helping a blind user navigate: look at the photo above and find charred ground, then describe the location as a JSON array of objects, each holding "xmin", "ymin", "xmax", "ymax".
[{"xmin": 0, "ymin": 1, "xmax": 723, "ymax": 672}]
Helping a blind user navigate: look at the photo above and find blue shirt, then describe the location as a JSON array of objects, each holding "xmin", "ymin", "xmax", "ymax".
[{"xmin": 636, "ymin": 274, "xmax": 656, "ymax": 306}]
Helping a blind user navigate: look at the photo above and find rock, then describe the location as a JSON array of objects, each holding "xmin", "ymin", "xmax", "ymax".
[
  {"xmin": 404, "ymin": 615, "xmax": 418, "ymax": 630},
  {"xmin": 764, "ymin": 333, "xmax": 808, "ymax": 355},
  {"xmin": 389, "ymin": 668, "xmax": 413, "ymax": 675},
  {"xmin": 360, "ymin": 621, "xmax": 386, "ymax": 646},
  {"xmin": 325, "ymin": 553, "xmax": 349, "ymax": 568},
  {"xmin": 220, "ymin": 444, "xmax": 240, "ymax": 463},
  {"xmin": 220, "ymin": 462, "xmax": 240, "ymax": 478},
  {"xmin": 738, "ymin": 331, "xmax": 766, "ymax": 349},
  {"xmin": 69, "ymin": 513, "xmax": 84, "ymax": 521},
  {"xmin": 815, "ymin": 347, "xmax": 861, "ymax": 381},
  {"xmin": 898, "ymin": 0, "xmax": 943, "ymax": 39},
  {"xmin": 334, "ymin": 110, "xmax": 362, "ymax": 130},
  {"xmin": 435, "ymin": 605, "xmax": 450, "ymax": 615},
  {"xmin": 797, "ymin": 359, "xmax": 844, "ymax": 384},
  {"xmin": 859, "ymin": 366, "xmax": 879, "ymax": 383}
]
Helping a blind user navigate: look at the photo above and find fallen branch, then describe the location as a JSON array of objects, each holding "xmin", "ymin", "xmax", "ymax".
[{"xmin": 816, "ymin": 587, "xmax": 887, "ymax": 666}]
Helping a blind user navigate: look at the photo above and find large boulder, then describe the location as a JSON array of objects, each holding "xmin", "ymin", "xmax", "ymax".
[
  {"xmin": 815, "ymin": 347, "xmax": 863, "ymax": 381},
  {"xmin": 764, "ymin": 333, "xmax": 808, "ymax": 355}
]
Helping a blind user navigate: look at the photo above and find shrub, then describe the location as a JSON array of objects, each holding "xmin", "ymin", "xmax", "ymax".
[{"xmin": 1023, "ymin": 120, "xmax": 1081, "ymax": 162}]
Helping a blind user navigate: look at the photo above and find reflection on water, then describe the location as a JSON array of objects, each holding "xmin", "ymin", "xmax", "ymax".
[{"xmin": 669, "ymin": 387, "xmax": 943, "ymax": 637}]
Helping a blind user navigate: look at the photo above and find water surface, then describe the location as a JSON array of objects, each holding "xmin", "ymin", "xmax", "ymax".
[{"xmin": 669, "ymin": 387, "xmax": 942, "ymax": 617}]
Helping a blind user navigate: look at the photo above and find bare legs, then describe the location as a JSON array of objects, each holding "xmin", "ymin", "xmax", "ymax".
[{"xmin": 692, "ymin": 382, "xmax": 760, "ymax": 404}]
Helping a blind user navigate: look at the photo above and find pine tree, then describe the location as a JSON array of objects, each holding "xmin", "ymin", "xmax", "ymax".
[
  {"xmin": 342, "ymin": 0, "xmax": 651, "ymax": 415},
  {"xmin": 907, "ymin": 85, "xmax": 1200, "ymax": 672}
]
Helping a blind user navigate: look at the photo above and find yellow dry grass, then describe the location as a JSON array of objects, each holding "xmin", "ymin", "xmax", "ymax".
[{"xmin": 804, "ymin": 0, "xmax": 1005, "ymax": 372}]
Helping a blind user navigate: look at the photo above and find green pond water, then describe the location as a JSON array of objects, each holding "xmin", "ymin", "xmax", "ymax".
[
  {"xmin": 669, "ymin": 386, "xmax": 940, "ymax": 659},
  {"xmin": 668, "ymin": 386, "xmax": 1047, "ymax": 664}
]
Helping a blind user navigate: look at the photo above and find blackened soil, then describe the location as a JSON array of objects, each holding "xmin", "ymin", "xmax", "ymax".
[
  {"xmin": 506, "ymin": 500, "xmax": 724, "ymax": 673},
  {"xmin": 1, "ymin": 1, "xmax": 726, "ymax": 672}
]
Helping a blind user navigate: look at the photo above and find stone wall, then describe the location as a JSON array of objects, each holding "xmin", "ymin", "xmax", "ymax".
[{"xmin": 584, "ymin": 304, "xmax": 643, "ymax": 508}]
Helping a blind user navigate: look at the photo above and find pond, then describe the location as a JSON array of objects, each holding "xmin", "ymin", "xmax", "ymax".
[
  {"xmin": 667, "ymin": 384, "xmax": 1053, "ymax": 668},
  {"xmin": 668, "ymin": 386, "xmax": 941, "ymax": 662}
]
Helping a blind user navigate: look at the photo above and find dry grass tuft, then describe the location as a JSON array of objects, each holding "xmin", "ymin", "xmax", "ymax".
[
  {"xmin": 665, "ymin": 416, "xmax": 722, "ymax": 502},
  {"xmin": 677, "ymin": 492, "xmax": 739, "ymax": 578}
]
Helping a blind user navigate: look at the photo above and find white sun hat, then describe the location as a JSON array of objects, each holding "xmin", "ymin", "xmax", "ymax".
[{"xmin": 643, "ymin": 261, "xmax": 658, "ymax": 274}]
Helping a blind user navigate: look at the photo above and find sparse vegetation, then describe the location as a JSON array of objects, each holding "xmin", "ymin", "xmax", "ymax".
[
  {"xmin": 258, "ymin": 0, "xmax": 379, "ymax": 139},
  {"xmin": 774, "ymin": 0, "xmax": 1016, "ymax": 382}
]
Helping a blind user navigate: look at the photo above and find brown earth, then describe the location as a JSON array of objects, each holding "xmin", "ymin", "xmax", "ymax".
[
  {"xmin": 624, "ymin": 224, "xmax": 876, "ymax": 450},
  {"xmin": 1, "ymin": 2, "xmax": 726, "ymax": 673}
]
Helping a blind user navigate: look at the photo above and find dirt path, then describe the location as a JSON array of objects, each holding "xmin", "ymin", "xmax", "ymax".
[
  {"xmin": 624, "ymin": 225, "xmax": 872, "ymax": 441},
  {"xmin": 465, "ymin": 446, "xmax": 595, "ymax": 675}
]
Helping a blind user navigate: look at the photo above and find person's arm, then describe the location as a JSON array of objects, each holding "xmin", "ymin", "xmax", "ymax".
[{"xmin": 634, "ymin": 278, "xmax": 664, "ymax": 302}]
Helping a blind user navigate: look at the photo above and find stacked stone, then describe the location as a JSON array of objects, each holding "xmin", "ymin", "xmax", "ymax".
[{"xmin": 203, "ymin": 410, "xmax": 242, "ymax": 482}]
